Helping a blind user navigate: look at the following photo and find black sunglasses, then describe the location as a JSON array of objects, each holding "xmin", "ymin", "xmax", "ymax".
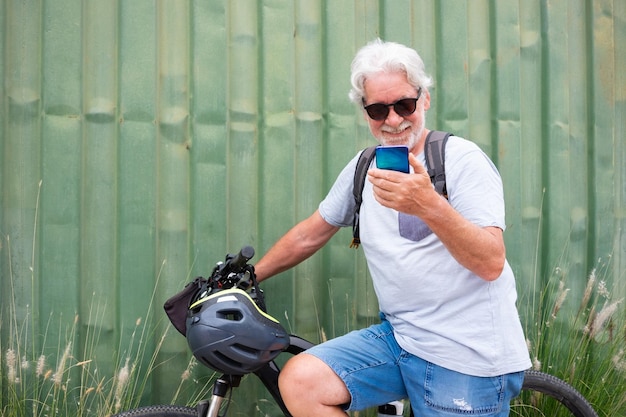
[{"xmin": 363, "ymin": 88, "xmax": 423, "ymax": 121}]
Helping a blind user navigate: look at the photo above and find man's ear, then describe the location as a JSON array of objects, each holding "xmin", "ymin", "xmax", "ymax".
[{"xmin": 422, "ymin": 89, "xmax": 431, "ymax": 111}]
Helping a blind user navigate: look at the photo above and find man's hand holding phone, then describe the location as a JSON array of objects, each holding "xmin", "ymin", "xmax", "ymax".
[{"xmin": 369, "ymin": 147, "xmax": 439, "ymax": 217}]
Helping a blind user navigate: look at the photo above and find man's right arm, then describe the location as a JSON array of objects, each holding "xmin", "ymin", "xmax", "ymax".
[{"xmin": 254, "ymin": 209, "xmax": 340, "ymax": 282}]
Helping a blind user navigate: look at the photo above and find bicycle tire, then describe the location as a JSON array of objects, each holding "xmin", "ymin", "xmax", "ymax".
[
  {"xmin": 111, "ymin": 405, "xmax": 197, "ymax": 417},
  {"xmin": 514, "ymin": 370, "xmax": 598, "ymax": 417}
]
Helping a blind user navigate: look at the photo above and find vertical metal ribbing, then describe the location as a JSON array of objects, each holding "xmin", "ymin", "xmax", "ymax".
[
  {"xmin": 3, "ymin": 0, "xmax": 43, "ymax": 353},
  {"xmin": 80, "ymin": 0, "xmax": 119, "ymax": 373},
  {"xmin": 155, "ymin": 0, "xmax": 192, "ymax": 398},
  {"xmin": 226, "ymin": 0, "xmax": 260, "ymax": 248}
]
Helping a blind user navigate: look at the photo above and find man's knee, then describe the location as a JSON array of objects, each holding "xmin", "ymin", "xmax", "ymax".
[
  {"xmin": 278, "ymin": 353, "xmax": 317, "ymax": 395},
  {"xmin": 278, "ymin": 353, "xmax": 351, "ymax": 408}
]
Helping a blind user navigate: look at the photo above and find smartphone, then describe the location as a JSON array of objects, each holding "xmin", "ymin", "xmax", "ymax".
[{"xmin": 375, "ymin": 145, "xmax": 409, "ymax": 173}]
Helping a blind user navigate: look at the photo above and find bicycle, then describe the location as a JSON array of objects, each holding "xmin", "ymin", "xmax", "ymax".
[{"xmin": 113, "ymin": 246, "xmax": 599, "ymax": 417}]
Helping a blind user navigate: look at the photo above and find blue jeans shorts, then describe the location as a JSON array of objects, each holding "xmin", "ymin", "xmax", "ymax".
[{"xmin": 304, "ymin": 318, "xmax": 524, "ymax": 416}]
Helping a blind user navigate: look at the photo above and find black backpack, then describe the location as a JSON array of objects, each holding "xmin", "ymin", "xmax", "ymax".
[{"xmin": 350, "ymin": 130, "xmax": 452, "ymax": 248}]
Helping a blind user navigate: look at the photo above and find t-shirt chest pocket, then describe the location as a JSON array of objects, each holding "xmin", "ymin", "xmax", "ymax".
[{"xmin": 398, "ymin": 213, "xmax": 433, "ymax": 241}]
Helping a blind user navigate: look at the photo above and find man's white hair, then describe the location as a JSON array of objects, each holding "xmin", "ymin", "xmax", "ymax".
[{"xmin": 349, "ymin": 39, "xmax": 433, "ymax": 104}]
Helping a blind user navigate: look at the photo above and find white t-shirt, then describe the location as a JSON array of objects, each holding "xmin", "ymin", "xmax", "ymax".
[{"xmin": 319, "ymin": 135, "xmax": 531, "ymax": 377}]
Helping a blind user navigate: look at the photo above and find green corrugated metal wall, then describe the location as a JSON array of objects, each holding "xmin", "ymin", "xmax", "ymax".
[{"xmin": 1, "ymin": 0, "xmax": 625, "ymax": 411}]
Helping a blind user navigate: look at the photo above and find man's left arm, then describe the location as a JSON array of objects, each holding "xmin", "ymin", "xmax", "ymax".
[{"xmin": 368, "ymin": 153, "xmax": 506, "ymax": 281}]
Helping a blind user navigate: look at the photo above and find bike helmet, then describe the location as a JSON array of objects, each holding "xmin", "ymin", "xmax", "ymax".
[{"xmin": 186, "ymin": 288, "xmax": 289, "ymax": 375}]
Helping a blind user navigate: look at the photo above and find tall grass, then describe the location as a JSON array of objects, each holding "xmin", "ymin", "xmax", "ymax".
[
  {"xmin": 0, "ymin": 250, "xmax": 212, "ymax": 417},
  {"xmin": 3, "ymin": 249, "xmax": 626, "ymax": 417},
  {"xmin": 5, "ymin": 261, "xmax": 624, "ymax": 417},
  {"xmin": 515, "ymin": 257, "xmax": 626, "ymax": 416},
  {"xmin": 0, "ymin": 181, "xmax": 216, "ymax": 416},
  {"xmin": 0, "ymin": 258, "xmax": 216, "ymax": 417}
]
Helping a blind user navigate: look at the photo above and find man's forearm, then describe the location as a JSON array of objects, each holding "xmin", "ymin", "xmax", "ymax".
[
  {"xmin": 421, "ymin": 196, "xmax": 506, "ymax": 281},
  {"xmin": 254, "ymin": 210, "xmax": 339, "ymax": 282}
]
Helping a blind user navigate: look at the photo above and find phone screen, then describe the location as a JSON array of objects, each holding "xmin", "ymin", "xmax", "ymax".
[{"xmin": 375, "ymin": 146, "xmax": 409, "ymax": 173}]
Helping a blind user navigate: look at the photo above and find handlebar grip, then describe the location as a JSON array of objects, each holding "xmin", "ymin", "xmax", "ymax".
[{"xmin": 227, "ymin": 245, "xmax": 255, "ymax": 272}]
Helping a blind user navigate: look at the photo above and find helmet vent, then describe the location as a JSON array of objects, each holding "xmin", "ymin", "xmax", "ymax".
[
  {"xmin": 233, "ymin": 343, "xmax": 257, "ymax": 356},
  {"xmin": 217, "ymin": 309, "xmax": 243, "ymax": 321},
  {"xmin": 209, "ymin": 351, "xmax": 242, "ymax": 369}
]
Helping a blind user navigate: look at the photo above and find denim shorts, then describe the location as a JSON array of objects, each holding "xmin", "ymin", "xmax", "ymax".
[{"xmin": 304, "ymin": 318, "xmax": 524, "ymax": 415}]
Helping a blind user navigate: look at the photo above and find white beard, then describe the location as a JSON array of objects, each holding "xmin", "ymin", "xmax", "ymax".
[{"xmin": 378, "ymin": 121, "xmax": 424, "ymax": 151}]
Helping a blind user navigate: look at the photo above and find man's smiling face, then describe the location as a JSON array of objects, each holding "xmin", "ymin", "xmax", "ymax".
[{"xmin": 362, "ymin": 71, "xmax": 430, "ymax": 154}]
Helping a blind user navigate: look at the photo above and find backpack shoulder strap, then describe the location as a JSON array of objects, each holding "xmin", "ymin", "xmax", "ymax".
[
  {"xmin": 423, "ymin": 130, "xmax": 452, "ymax": 199},
  {"xmin": 350, "ymin": 146, "xmax": 377, "ymax": 248}
]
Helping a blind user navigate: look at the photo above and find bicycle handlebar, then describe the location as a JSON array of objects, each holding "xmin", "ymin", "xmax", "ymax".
[
  {"xmin": 218, "ymin": 245, "xmax": 255, "ymax": 276},
  {"xmin": 208, "ymin": 245, "xmax": 267, "ymax": 311}
]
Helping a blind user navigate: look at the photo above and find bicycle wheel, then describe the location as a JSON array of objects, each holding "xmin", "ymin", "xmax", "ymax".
[
  {"xmin": 111, "ymin": 405, "xmax": 197, "ymax": 417},
  {"xmin": 512, "ymin": 370, "xmax": 598, "ymax": 417}
]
